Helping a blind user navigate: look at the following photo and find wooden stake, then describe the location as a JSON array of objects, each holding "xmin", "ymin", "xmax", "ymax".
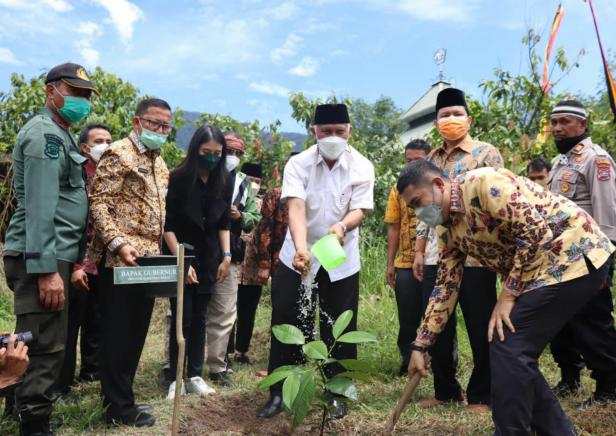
[
  {"xmin": 171, "ymin": 244, "xmax": 185, "ymax": 436},
  {"xmin": 383, "ymin": 373, "xmax": 422, "ymax": 436}
]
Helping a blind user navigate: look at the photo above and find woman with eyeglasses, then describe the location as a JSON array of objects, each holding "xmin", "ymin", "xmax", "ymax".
[{"xmin": 162, "ymin": 124, "xmax": 233, "ymax": 398}]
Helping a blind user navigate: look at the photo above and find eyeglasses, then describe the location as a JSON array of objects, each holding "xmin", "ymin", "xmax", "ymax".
[
  {"xmin": 140, "ymin": 117, "xmax": 173, "ymax": 134},
  {"xmin": 227, "ymin": 148, "xmax": 244, "ymax": 157}
]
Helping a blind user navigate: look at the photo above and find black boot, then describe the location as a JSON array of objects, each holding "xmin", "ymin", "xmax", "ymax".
[
  {"xmin": 20, "ymin": 417, "xmax": 53, "ymax": 436},
  {"xmin": 553, "ymin": 368, "xmax": 581, "ymax": 395},
  {"xmin": 257, "ymin": 392, "xmax": 283, "ymax": 418},
  {"xmin": 552, "ymin": 377, "xmax": 581, "ymax": 397}
]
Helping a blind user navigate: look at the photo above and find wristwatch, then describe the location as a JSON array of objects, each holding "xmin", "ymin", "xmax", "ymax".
[
  {"xmin": 223, "ymin": 251, "xmax": 232, "ymax": 259},
  {"xmin": 336, "ymin": 221, "xmax": 347, "ymax": 235},
  {"xmin": 410, "ymin": 342, "xmax": 429, "ymax": 353}
]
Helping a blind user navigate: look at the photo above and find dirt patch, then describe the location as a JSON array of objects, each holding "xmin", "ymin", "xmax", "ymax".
[
  {"xmin": 181, "ymin": 389, "xmax": 616, "ymax": 436},
  {"xmin": 181, "ymin": 390, "xmax": 364, "ymax": 436}
]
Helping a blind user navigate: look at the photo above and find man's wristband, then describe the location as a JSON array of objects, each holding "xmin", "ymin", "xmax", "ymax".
[
  {"xmin": 223, "ymin": 251, "xmax": 232, "ymax": 259},
  {"xmin": 410, "ymin": 342, "xmax": 429, "ymax": 353}
]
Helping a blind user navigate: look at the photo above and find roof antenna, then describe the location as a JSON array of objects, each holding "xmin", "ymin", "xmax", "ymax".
[{"xmin": 434, "ymin": 48, "xmax": 447, "ymax": 82}]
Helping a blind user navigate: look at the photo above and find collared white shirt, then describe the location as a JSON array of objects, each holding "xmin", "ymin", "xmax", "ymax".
[{"xmin": 279, "ymin": 144, "xmax": 375, "ymax": 282}]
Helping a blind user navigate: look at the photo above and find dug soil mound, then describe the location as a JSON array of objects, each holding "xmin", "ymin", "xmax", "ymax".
[{"xmin": 180, "ymin": 390, "xmax": 361, "ymax": 436}]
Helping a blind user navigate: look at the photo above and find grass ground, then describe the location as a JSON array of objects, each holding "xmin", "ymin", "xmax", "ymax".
[{"xmin": 0, "ymin": 238, "xmax": 615, "ymax": 435}]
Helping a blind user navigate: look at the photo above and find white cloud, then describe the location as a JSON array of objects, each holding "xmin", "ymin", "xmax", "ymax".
[
  {"xmin": 80, "ymin": 47, "xmax": 100, "ymax": 66},
  {"xmin": 42, "ymin": 0, "xmax": 72, "ymax": 12},
  {"xmin": 77, "ymin": 21, "xmax": 103, "ymax": 37},
  {"xmin": 92, "ymin": 0, "xmax": 143, "ymax": 44},
  {"xmin": 0, "ymin": 47, "xmax": 20, "ymax": 65},
  {"xmin": 267, "ymin": 2, "xmax": 299, "ymax": 20},
  {"xmin": 75, "ymin": 21, "xmax": 103, "ymax": 68},
  {"xmin": 270, "ymin": 33, "xmax": 302, "ymax": 63},
  {"xmin": 249, "ymin": 81, "xmax": 290, "ymax": 98},
  {"xmin": 289, "ymin": 57, "xmax": 319, "ymax": 77}
]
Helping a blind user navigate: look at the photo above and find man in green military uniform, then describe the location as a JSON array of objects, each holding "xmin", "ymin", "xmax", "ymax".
[{"xmin": 2, "ymin": 62, "xmax": 98, "ymax": 436}]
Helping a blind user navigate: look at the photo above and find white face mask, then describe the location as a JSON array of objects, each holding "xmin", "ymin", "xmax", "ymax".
[
  {"xmin": 317, "ymin": 135, "xmax": 348, "ymax": 161},
  {"xmin": 225, "ymin": 155, "xmax": 240, "ymax": 172},
  {"xmin": 251, "ymin": 181, "xmax": 261, "ymax": 196},
  {"xmin": 89, "ymin": 143, "xmax": 109, "ymax": 162}
]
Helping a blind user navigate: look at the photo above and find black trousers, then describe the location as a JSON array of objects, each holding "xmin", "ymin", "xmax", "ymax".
[
  {"xmin": 267, "ymin": 263, "xmax": 359, "ymax": 393},
  {"xmin": 550, "ymin": 255, "xmax": 616, "ymax": 391},
  {"xmin": 98, "ymin": 267, "xmax": 154, "ymax": 418},
  {"xmin": 491, "ymin": 259, "xmax": 610, "ymax": 436},
  {"xmin": 227, "ymin": 284, "xmax": 263, "ymax": 354},
  {"xmin": 55, "ymin": 272, "xmax": 101, "ymax": 393},
  {"xmin": 422, "ymin": 265, "xmax": 496, "ymax": 404},
  {"xmin": 393, "ymin": 268, "xmax": 423, "ymax": 366},
  {"xmin": 168, "ymin": 288, "xmax": 211, "ymax": 379}
]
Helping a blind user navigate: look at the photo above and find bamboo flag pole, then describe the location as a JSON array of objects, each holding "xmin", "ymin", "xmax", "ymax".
[{"xmin": 171, "ymin": 244, "xmax": 185, "ymax": 436}]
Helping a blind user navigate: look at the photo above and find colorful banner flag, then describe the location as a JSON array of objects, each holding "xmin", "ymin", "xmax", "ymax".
[
  {"xmin": 588, "ymin": 0, "xmax": 616, "ymax": 122},
  {"xmin": 536, "ymin": 3, "xmax": 565, "ymax": 147},
  {"xmin": 541, "ymin": 3, "xmax": 564, "ymax": 93}
]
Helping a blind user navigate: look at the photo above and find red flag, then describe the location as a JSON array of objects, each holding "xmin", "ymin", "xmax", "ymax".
[
  {"xmin": 588, "ymin": 0, "xmax": 616, "ymax": 122},
  {"xmin": 541, "ymin": 4, "xmax": 564, "ymax": 93}
]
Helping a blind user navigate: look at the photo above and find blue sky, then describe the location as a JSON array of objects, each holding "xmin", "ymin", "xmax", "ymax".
[{"xmin": 0, "ymin": 0, "xmax": 614, "ymax": 132}]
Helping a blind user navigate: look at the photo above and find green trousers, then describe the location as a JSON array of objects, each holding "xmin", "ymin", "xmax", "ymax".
[{"xmin": 3, "ymin": 256, "xmax": 70, "ymax": 423}]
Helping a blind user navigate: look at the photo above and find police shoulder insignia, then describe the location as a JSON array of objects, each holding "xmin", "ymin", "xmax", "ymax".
[
  {"xmin": 573, "ymin": 143, "xmax": 585, "ymax": 153},
  {"xmin": 596, "ymin": 157, "xmax": 611, "ymax": 181},
  {"xmin": 43, "ymin": 133, "xmax": 63, "ymax": 159}
]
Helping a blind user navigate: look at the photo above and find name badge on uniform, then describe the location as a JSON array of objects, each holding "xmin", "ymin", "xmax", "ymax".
[{"xmin": 138, "ymin": 167, "xmax": 148, "ymax": 174}]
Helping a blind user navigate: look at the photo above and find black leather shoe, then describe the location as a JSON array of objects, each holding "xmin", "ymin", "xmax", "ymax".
[
  {"xmin": 136, "ymin": 404, "xmax": 153, "ymax": 413},
  {"xmin": 235, "ymin": 353, "xmax": 252, "ymax": 365},
  {"xmin": 575, "ymin": 392, "xmax": 616, "ymax": 411},
  {"xmin": 328, "ymin": 398, "xmax": 348, "ymax": 420},
  {"xmin": 77, "ymin": 372, "xmax": 99, "ymax": 383},
  {"xmin": 20, "ymin": 418, "xmax": 53, "ymax": 436},
  {"xmin": 210, "ymin": 371, "xmax": 232, "ymax": 387},
  {"xmin": 105, "ymin": 409, "xmax": 156, "ymax": 427},
  {"xmin": 257, "ymin": 393, "xmax": 283, "ymax": 418},
  {"xmin": 552, "ymin": 379, "xmax": 581, "ymax": 397}
]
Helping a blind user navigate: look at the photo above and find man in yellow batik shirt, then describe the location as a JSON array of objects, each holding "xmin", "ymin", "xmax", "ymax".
[
  {"xmin": 399, "ymin": 159, "xmax": 614, "ymax": 435},
  {"xmin": 384, "ymin": 139, "xmax": 431, "ymax": 376}
]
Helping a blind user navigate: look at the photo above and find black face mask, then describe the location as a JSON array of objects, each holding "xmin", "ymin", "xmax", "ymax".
[{"xmin": 554, "ymin": 132, "xmax": 589, "ymax": 155}]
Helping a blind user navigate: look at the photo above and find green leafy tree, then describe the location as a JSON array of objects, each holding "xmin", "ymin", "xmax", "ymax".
[
  {"xmin": 195, "ymin": 112, "xmax": 294, "ymax": 186},
  {"xmin": 258, "ymin": 310, "xmax": 376, "ymax": 435}
]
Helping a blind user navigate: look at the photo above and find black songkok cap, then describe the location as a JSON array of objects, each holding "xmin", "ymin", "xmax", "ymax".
[
  {"xmin": 314, "ymin": 104, "xmax": 350, "ymax": 125},
  {"xmin": 435, "ymin": 87, "xmax": 468, "ymax": 114},
  {"xmin": 241, "ymin": 162, "xmax": 262, "ymax": 178}
]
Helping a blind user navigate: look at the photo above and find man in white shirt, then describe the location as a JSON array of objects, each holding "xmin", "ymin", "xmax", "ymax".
[{"xmin": 257, "ymin": 104, "xmax": 374, "ymax": 419}]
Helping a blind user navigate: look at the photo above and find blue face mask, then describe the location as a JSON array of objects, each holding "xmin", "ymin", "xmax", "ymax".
[
  {"xmin": 415, "ymin": 184, "xmax": 444, "ymax": 227},
  {"xmin": 139, "ymin": 120, "xmax": 168, "ymax": 150}
]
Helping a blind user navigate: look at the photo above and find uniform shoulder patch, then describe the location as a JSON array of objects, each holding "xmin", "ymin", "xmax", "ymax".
[
  {"xmin": 43, "ymin": 133, "xmax": 63, "ymax": 159},
  {"xmin": 596, "ymin": 157, "xmax": 612, "ymax": 181}
]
